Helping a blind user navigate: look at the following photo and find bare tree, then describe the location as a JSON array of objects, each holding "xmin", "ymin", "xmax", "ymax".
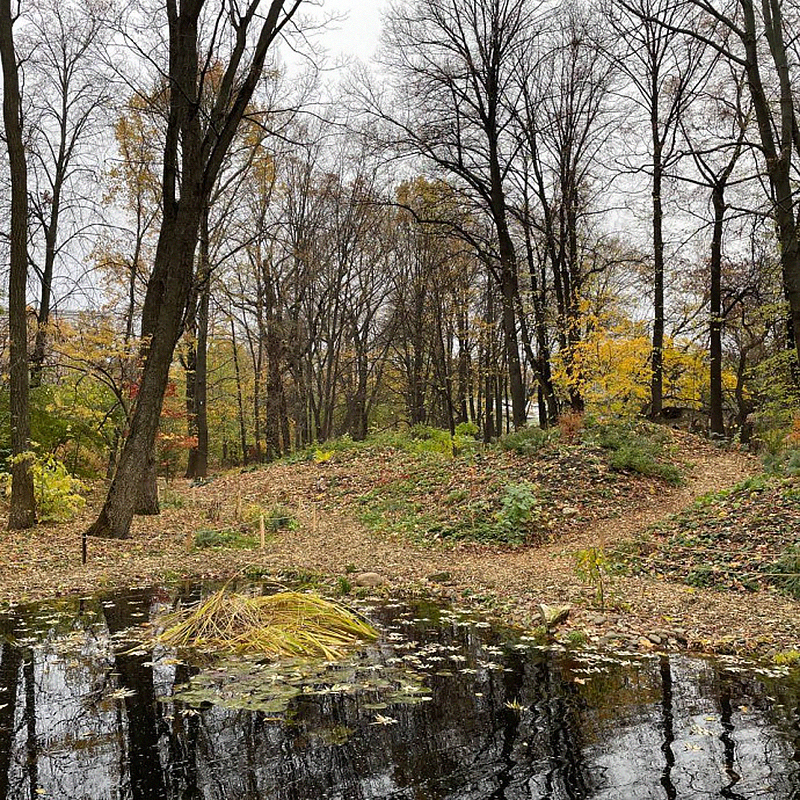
[
  {"xmin": 607, "ymin": 0, "xmax": 710, "ymax": 416},
  {"xmin": 26, "ymin": 0, "xmax": 112, "ymax": 385},
  {"xmin": 513, "ymin": 2, "xmax": 616, "ymax": 414},
  {"xmin": 694, "ymin": 0, "xmax": 800, "ymax": 368},
  {"xmin": 373, "ymin": 0, "xmax": 537, "ymax": 428},
  {"xmin": 679, "ymin": 64, "xmax": 749, "ymax": 435},
  {"xmin": 0, "ymin": 0, "xmax": 36, "ymax": 528}
]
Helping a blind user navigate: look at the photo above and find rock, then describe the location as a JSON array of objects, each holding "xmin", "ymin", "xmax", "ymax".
[
  {"xmin": 562, "ymin": 506, "xmax": 580, "ymax": 518},
  {"xmin": 590, "ymin": 614, "xmax": 607, "ymax": 626},
  {"xmin": 647, "ymin": 633, "xmax": 662, "ymax": 645},
  {"xmin": 539, "ymin": 603, "xmax": 572, "ymax": 628},
  {"xmin": 427, "ymin": 571, "xmax": 452, "ymax": 583},
  {"xmin": 353, "ymin": 572, "xmax": 387, "ymax": 587}
]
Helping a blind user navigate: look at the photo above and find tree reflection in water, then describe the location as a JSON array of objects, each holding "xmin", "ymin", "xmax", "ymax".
[{"xmin": 0, "ymin": 590, "xmax": 797, "ymax": 799}]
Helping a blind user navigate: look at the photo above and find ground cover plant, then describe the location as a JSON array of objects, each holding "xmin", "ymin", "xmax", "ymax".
[
  {"xmin": 300, "ymin": 423, "xmax": 687, "ymax": 546},
  {"xmin": 616, "ymin": 463, "xmax": 800, "ymax": 598}
]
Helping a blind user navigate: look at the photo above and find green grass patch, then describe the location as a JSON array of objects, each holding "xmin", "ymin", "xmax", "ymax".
[{"xmin": 194, "ymin": 528, "xmax": 257, "ymax": 549}]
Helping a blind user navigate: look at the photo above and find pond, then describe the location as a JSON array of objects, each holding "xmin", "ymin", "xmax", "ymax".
[{"xmin": 0, "ymin": 586, "xmax": 798, "ymax": 799}]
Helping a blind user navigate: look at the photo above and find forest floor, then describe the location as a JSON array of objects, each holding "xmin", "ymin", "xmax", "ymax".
[{"xmin": 1, "ymin": 424, "xmax": 798, "ymax": 661}]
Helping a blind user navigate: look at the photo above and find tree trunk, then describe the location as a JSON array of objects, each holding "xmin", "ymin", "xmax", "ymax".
[
  {"xmin": 493, "ymin": 204, "xmax": 527, "ymax": 428},
  {"xmin": 30, "ymin": 131, "xmax": 65, "ymax": 387},
  {"xmin": 709, "ymin": 185, "xmax": 726, "ymax": 437},
  {"xmin": 650, "ymin": 139, "xmax": 665, "ymax": 417},
  {"xmin": 743, "ymin": 0, "xmax": 800, "ymax": 361},
  {"xmin": 1, "ymin": 0, "xmax": 36, "ymax": 529},
  {"xmin": 87, "ymin": 199, "xmax": 202, "ymax": 537},
  {"xmin": 186, "ymin": 207, "xmax": 210, "ymax": 478},
  {"xmin": 230, "ymin": 318, "xmax": 249, "ymax": 465}
]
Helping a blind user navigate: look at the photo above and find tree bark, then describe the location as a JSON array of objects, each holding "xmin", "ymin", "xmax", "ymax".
[
  {"xmin": 650, "ymin": 123, "xmax": 665, "ymax": 416},
  {"xmin": 186, "ymin": 206, "xmax": 210, "ymax": 478},
  {"xmin": 1, "ymin": 0, "xmax": 36, "ymax": 529},
  {"xmin": 231, "ymin": 317, "xmax": 249, "ymax": 465},
  {"xmin": 709, "ymin": 184, "xmax": 725, "ymax": 437}
]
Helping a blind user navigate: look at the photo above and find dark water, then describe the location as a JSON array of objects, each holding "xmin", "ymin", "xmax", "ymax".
[{"xmin": 0, "ymin": 587, "xmax": 798, "ymax": 800}]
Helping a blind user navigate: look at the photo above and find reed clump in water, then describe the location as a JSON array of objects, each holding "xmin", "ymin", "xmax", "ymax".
[{"xmin": 157, "ymin": 589, "xmax": 378, "ymax": 660}]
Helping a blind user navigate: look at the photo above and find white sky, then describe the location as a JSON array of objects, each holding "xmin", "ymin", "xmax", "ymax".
[{"xmin": 313, "ymin": 0, "xmax": 390, "ymax": 64}]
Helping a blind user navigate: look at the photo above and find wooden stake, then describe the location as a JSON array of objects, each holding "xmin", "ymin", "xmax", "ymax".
[
  {"xmin": 260, "ymin": 514, "xmax": 266, "ymax": 549},
  {"xmin": 81, "ymin": 530, "xmax": 87, "ymax": 565},
  {"xmin": 236, "ymin": 480, "xmax": 242, "ymax": 519}
]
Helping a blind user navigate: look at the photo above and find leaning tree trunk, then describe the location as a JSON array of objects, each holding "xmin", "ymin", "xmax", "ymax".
[
  {"xmin": 87, "ymin": 201, "xmax": 202, "ymax": 538},
  {"xmin": 30, "ymin": 145, "xmax": 65, "ymax": 388},
  {"xmin": 1, "ymin": 0, "xmax": 36, "ymax": 529},
  {"xmin": 84, "ymin": 0, "xmax": 303, "ymax": 538}
]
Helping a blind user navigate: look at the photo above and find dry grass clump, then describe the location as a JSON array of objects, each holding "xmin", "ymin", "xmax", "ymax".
[{"xmin": 158, "ymin": 589, "xmax": 377, "ymax": 660}]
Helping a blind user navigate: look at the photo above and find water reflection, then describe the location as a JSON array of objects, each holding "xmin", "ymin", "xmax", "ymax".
[{"xmin": 0, "ymin": 589, "xmax": 797, "ymax": 799}]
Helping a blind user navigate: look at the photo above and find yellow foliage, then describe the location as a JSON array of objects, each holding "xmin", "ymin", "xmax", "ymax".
[{"xmin": 553, "ymin": 314, "xmax": 737, "ymax": 417}]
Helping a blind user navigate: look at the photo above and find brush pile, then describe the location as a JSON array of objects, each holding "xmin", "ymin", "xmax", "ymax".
[{"xmin": 157, "ymin": 589, "xmax": 378, "ymax": 660}]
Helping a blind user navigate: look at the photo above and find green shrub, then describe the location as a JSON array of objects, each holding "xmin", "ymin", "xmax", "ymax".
[
  {"xmin": 409, "ymin": 425, "xmax": 455, "ymax": 456},
  {"xmin": 763, "ymin": 448, "xmax": 800, "ymax": 478},
  {"xmin": 499, "ymin": 426, "xmax": 559, "ymax": 455},
  {"xmin": 496, "ymin": 482, "xmax": 540, "ymax": 542},
  {"xmin": 575, "ymin": 547, "xmax": 609, "ymax": 610},
  {"xmin": 608, "ymin": 443, "xmax": 682, "ymax": 484},
  {"xmin": 455, "ymin": 421, "xmax": 479, "ymax": 437},
  {"xmin": 1, "ymin": 454, "xmax": 86, "ymax": 523},
  {"xmin": 582, "ymin": 419, "xmax": 681, "ymax": 484},
  {"xmin": 243, "ymin": 502, "xmax": 298, "ymax": 532},
  {"xmin": 567, "ymin": 630, "xmax": 587, "ymax": 646},
  {"xmin": 774, "ymin": 650, "xmax": 800, "ymax": 666},
  {"xmin": 160, "ymin": 487, "xmax": 186, "ymax": 509}
]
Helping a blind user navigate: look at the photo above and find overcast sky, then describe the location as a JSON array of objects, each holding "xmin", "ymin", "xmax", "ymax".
[{"xmin": 314, "ymin": 0, "xmax": 389, "ymax": 64}]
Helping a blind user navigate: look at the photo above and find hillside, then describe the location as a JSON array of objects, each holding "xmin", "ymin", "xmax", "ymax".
[{"xmin": 0, "ymin": 423, "xmax": 798, "ymax": 659}]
